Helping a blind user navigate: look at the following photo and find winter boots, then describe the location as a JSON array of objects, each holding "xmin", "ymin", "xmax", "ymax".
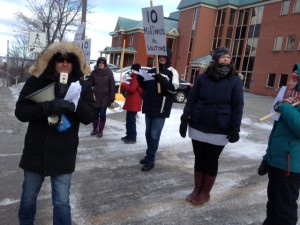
[
  {"xmin": 191, "ymin": 174, "xmax": 216, "ymax": 206},
  {"xmin": 90, "ymin": 119, "xmax": 106, "ymax": 138},
  {"xmin": 186, "ymin": 171, "xmax": 204, "ymax": 203},
  {"xmin": 186, "ymin": 171, "xmax": 216, "ymax": 206}
]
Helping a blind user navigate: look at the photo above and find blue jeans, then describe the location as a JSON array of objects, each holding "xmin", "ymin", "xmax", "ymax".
[
  {"xmin": 18, "ymin": 171, "xmax": 72, "ymax": 225},
  {"xmin": 126, "ymin": 111, "xmax": 137, "ymax": 140},
  {"xmin": 97, "ymin": 107, "xmax": 107, "ymax": 121},
  {"xmin": 145, "ymin": 115, "xmax": 166, "ymax": 163}
]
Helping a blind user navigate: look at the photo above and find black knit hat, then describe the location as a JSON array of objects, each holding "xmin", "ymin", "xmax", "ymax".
[
  {"xmin": 131, "ymin": 63, "xmax": 141, "ymax": 71},
  {"xmin": 212, "ymin": 47, "xmax": 231, "ymax": 61}
]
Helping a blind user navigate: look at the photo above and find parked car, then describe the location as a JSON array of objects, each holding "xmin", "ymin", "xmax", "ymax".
[{"xmin": 174, "ymin": 78, "xmax": 193, "ymax": 103}]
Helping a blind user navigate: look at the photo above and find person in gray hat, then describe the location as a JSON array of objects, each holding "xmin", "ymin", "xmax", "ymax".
[{"xmin": 179, "ymin": 46, "xmax": 244, "ymax": 206}]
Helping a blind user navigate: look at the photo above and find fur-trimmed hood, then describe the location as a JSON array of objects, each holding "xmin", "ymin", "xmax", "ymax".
[{"xmin": 29, "ymin": 42, "xmax": 90, "ymax": 77}]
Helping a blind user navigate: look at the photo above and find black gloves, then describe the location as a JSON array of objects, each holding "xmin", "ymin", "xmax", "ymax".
[
  {"xmin": 227, "ymin": 128, "xmax": 240, "ymax": 143},
  {"xmin": 137, "ymin": 75, "xmax": 144, "ymax": 86},
  {"xmin": 153, "ymin": 73, "xmax": 165, "ymax": 83},
  {"xmin": 273, "ymin": 101, "xmax": 283, "ymax": 112},
  {"xmin": 179, "ymin": 115, "xmax": 189, "ymax": 138},
  {"xmin": 55, "ymin": 83, "xmax": 69, "ymax": 98},
  {"xmin": 41, "ymin": 98, "xmax": 75, "ymax": 116}
]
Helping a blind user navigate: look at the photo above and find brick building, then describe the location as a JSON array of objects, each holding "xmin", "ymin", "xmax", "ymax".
[{"xmin": 103, "ymin": 0, "xmax": 300, "ymax": 97}]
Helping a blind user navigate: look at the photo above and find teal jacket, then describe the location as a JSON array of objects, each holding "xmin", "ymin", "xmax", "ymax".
[{"xmin": 264, "ymin": 103, "xmax": 300, "ymax": 173}]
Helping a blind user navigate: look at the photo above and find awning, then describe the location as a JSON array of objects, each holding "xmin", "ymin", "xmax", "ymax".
[{"xmin": 190, "ymin": 55, "xmax": 212, "ymax": 68}]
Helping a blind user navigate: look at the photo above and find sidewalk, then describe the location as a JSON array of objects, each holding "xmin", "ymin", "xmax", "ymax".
[{"xmin": 0, "ymin": 86, "xmax": 287, "ymax": 225}]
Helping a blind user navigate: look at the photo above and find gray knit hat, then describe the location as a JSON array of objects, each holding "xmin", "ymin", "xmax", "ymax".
[{"xmin": 212, "ymin": 47, "xmax": 231, "ymax": 61}]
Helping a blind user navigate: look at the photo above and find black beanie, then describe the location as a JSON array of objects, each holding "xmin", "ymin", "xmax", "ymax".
[
  {"xmin": 131, "ymin": 63, "xmax": 141, "ymax": 71},
  {"xmin": 212, "ymin": 47, "xmax": 231, "ymax": 61}
]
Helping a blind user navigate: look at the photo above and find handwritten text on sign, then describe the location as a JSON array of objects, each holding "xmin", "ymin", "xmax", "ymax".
[{"xmin": 142, "ymin": 5, "xmax": 166, "ymax": 56}]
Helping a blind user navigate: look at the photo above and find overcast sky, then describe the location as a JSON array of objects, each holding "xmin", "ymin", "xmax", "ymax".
[{"xmin": 0, "ymin": 0, "xmax": 180, "ymax": 59}]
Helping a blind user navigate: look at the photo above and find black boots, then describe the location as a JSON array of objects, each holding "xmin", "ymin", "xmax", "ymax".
[{"xmin": 139, "ymin": 157, "xmax": 155, "ymax": 171}]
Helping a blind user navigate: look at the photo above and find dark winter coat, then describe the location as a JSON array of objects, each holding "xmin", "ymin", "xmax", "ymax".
[
  {"xmin": 88, "ymin": 67, "xmax": 115, "ymax": 108},
  {"xmin": 140, "ymin": 64, "xmax": 177, "ymax": 118},
  {"xmin": 121, "ymin": 73, "xmax": 143, "ymax": 112},
  {"xmin": 183, "ymin": 72, "xmax": 244, "ymax": 135},
  {"xmin": 15, "ymin": 41, "xmax": 97, "ymax": 176}
]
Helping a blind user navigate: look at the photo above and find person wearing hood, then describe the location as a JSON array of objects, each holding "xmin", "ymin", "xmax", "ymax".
[
  {"xmin": 137, "ymin": 49, "xmax": 179, "ymax": 171},
  {"xmin": 87, "ymin": 57, "xmax": 115, "ymax": 138},
  {"xmin": 120, "ymin": 63, "xmax": 143, "ymax": 144},
  {"xmin": 15, "ymin": 42, "xmax": 97, "ymax": 224},
  {"xmin": 259, "ymin": 64, "xmax": 300, "ymax": 225},
  {"xmin": 179, "ymin": 47, "xmax": 244, "ymax": 206}
]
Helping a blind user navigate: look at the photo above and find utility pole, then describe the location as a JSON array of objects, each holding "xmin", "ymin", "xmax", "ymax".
[
  {"xmin": 6, "ymin": 40, "xmax": 10, "ymax": 87},
  {"xmin": 81, "ymin": 0, "xmax": 87, "ymax": 40}
]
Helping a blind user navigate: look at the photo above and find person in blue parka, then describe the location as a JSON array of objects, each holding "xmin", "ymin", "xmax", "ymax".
[
  {"xmin": 179, "ymin": 47, "xmax": 244, "ymax": 207},
  {"xmin": 260, "ymin": 63, "xmax": 300, "ymax": 225}
]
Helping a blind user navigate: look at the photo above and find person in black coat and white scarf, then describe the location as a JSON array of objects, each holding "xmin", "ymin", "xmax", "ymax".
[
  {"xmin": 15, "ymin": 41, "xmax": 97, "ymax": 225},
  {"xmin": 179, "ymin": 47, "xmax": 244, "ymax": 207},
  {"xmin": 137, "ymin": 49, "xmax": 179, "ymax": 171}
]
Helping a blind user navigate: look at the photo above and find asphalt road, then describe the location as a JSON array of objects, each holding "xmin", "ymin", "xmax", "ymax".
[{"xmin": 0, "ymin": 86, "xmax": 297, "ymax": 225}]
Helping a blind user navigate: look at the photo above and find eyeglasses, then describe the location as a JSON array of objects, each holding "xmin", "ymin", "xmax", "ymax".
[{"xmin": 56, "ymin": 57, "xmax": 73, "ymax": 63}]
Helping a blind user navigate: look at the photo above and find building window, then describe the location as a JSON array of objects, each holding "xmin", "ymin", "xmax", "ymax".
[
  {"xmin": 286, "ymin": 34, "xmax": 296, "ymax": 51},
  {"xmin": 267, "ymin": 73, "xmax": 276, "ymax": 87},
  {"xmin": 130, "ymin": 35, "xmax": 134, "ymax": 46},
  {"xmin": 294, "ymin": 0, "xmax": 300, "ymax": 13},
  {"xmin": 274, "ymin": 36, "xmax": 283, "ymax": 51},
  {"xmin": 279, "ymin": 74, "xmax": 288, "ymax": 87},
  {"xmin": 281, "ymin": 0, "xmax": 290, "ymax": 15}
]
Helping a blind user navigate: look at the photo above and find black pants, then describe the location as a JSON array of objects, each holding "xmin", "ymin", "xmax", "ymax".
[
  {"xmin": 192, "ymin": 139, "xmax": 224, "ymax": 176},
  {"xmin": 263, "ymin": 166, "xmax": 300, "ymax": 225}
]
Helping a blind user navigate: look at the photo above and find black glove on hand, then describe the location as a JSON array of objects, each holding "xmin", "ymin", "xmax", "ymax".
[
  {"xmin": 179, "ymin": 115, "xmax": 189, "ymax": 138},
  {"xmin": 41, "ymin": 99, "xmax": 75, "ymax": 116},
  {"xmin": 137, "ymin": 75, "xmax": 144, "ymax": 86},
  {"xmin": 179, "ymin": 121, "xmax": 188, "ymax": 138},
  {"xmin": 227, "ymin": 128, "xmax": 240, "ymax": 143},
  {"xmin": 153, "ymin": 73, "xmax": 165, "ymax": 83},
  {"xmin": 55, "ymin": 83, "xmax": 69, "ymax": 98},
  {"xmin": 273, "ymin": 101, "xmax": 283, "ymax": 112}
]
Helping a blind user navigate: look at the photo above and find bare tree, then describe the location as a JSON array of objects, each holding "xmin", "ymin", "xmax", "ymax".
[
  {"xmin": 15, "ymin": 0, "xmax": 83, "ymax": 46},
  {"xmin": 9, "ymin": 34, "xmax": 34, "ymax": 83}
]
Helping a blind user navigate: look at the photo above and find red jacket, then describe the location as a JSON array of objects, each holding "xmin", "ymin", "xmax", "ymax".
[{"xmin": 121, "ymin": 73, "xmax": 142, "ymax": 112}]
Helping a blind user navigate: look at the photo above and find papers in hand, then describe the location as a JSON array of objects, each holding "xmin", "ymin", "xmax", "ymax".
[
  {"xmin": 139, "ymin": 69, "xmax": 154, "ymax": 81},
  {"xmin": 64, "ymin": 81, "xmax": 82, "ymax": 110}
]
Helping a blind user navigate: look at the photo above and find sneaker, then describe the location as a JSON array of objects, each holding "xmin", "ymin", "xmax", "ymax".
[
  {"xmin": 141, "ymin": 162, "xmax": 155, "ymax": 172},
  {"xmin": 139, "ymin": 157, "xmax": 148, "ymax": 164},
  {"xmin": 124, "ymin": 139, "xmax": 136, "ymax": 144},
  {"xmin": 121, "ymin": 136, "xmax": 129, "ymax": 141},
  {"xmin": 258, "ymin": 159, "xmax": 268, "ymax": 176}
]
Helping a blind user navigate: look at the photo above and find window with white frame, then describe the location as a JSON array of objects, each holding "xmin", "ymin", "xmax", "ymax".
[
  {"xmin": 279, "ymin": 74, "xmax": 288, "ymax": 87},
  {"xmin": 281, "ymin": 0, "xmax": 290, "ymax": 15},
  {"xmin": 294, "ymin": 0, "xmax": 300, "ymax": 13},
  {"xmin": 273, "ymin": 36, "xmax": 283, "ymax": 51},
  {"xmin": 286, "ymin": 34, "xmax": 296, "ymax": 51},
  {"xmin": 130, "ymin": 34, "xmax": 134, "ymax": 45},
  {"xmin": 267, "ymin": 73, "xmax": 276, "ymax": 87}
]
